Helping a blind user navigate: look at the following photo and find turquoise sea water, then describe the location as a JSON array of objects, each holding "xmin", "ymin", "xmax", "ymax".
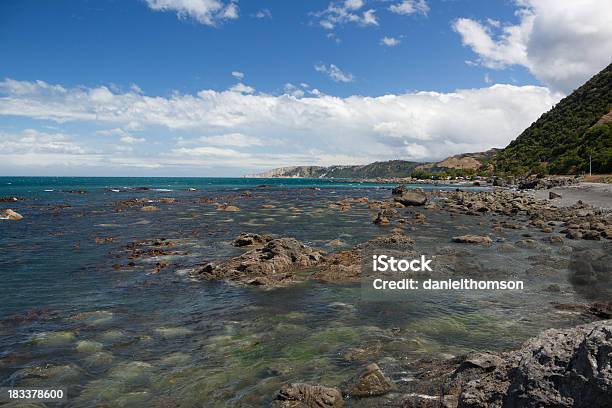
[
  {"xmin": 0, "ymin": 176, "xmax": 405, "ymax": 195},
  {"xmin": 0, "ymin": 177, "xmax": 591, "ymax": 407}
]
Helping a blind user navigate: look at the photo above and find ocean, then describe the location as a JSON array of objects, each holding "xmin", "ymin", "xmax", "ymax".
[{"xmin": 0, "ymin": 177, "xmax": 586, "ymax": 407}]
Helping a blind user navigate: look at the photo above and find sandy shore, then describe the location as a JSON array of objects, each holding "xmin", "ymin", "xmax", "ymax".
[{"xmin": 530, "ymin": 182, "xmax": 612, "ymax": 210}]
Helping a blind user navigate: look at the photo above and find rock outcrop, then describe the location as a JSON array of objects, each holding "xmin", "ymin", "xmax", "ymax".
[
  {"xmin": 312, "ymin": 233, "xmax": 415, "ymax": 282},
  {"xmin": 194, "ymin": 238, "xmax": 324, "ymax": 287},
  {"xmin": 458, "ymin": 320, "xmax": 612, "ymax": 408}
]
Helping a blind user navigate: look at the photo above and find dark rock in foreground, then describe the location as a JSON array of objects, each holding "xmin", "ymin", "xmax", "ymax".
[
  {"xmin": 458, "ymin": 320, "xmax": 612, "ymax": 408},
  {"xmin": 195, "ymin": 238, "xmax": 323, "ymax": 287},
  {"xmin": 271, "ymin": 383, "xmax": 344, "ymax": 408}
]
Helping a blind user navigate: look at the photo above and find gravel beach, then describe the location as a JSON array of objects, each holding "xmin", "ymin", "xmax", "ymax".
[{"xmin": 530, "ymin": 182, "xmax": 612, "ymax": 210}]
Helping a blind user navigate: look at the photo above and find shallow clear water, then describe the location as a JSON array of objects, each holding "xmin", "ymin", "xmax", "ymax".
[{"xmin": 0, "ymin": 177, "xmax": 595, "ymax": 407}]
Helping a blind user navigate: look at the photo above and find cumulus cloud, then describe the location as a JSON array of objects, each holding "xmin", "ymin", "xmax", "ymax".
[
  {"xmin": 283, "ymin": 83, "xmax": 305, "ymax": 98},
  {"xmin": 389, "ymin": 0, "xmax": 429, "ymax": 16},
  {"xmin": 313, "ymin": 0, "xmax": 378, "ymax": 30},
  {"xmin": 231, "ymin": 71, "xmax": 244, "ymax": 80},
  {"xmin": 144, "ymin": 0, "xmax": 238, "ymax": 26},
  {"xmin": 229, "ymin": 82, "xmax": 255, "ymax": 94},
  {"xmin": 0, "ymin": 78, "xmax": 562, "ymax": 174},
  {"xmin": 314, "ymin": 63, "xmax": 355, "ymax": 83},
  {"xmin": 120, "ymin": 135, "xmax": 146, "ymax": 144},
  {"xmin": 453, "ymin": 0, "xmax": 612, "ymax": 93},
  {"xmin": 253, "ymin": 9, "xmax": 272, "ymax": 19},
  {"xmin": 0, "ymin": 129, "xmax": 86, "ymax": 155},
  {"xmin": 198, "ymin": 133, "xmax": 264, "ymax": 147},
  {"xmin": 171, "ymin": 146, "xmax": 249, "ymax": 158},
  {"xmin": 381, "ymin": 36, "xmax": 401, "ymax": 47}
]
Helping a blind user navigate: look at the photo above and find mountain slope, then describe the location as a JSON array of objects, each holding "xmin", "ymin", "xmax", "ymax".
[
  {"xmin": 492, "ymin": 62, "xmax": 612, "ymax": 175},
  {"xmin": 245, "ymin": 151, "xmax": 498, "ymax": 178},
  {"xmin": 245, "ymin": 160, "xmax": 422, "ymax": 178}
]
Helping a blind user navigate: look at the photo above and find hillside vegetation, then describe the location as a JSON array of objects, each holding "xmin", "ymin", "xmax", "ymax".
[{"xmin": 492, "ymin": 62, "xmax": 612, "ymax": 175}]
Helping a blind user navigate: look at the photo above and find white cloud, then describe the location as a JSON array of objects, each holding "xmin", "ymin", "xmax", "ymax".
[
  {"xmin": 171, "ymin": 146, "xmax": 249, "ymax": 158},
  {"xmin": 95, "ymin": 127, "xmax": 146, "ymax": 144},
  {"xmin": 231, "ymin": 71, "xmax": 244, "ymax": 80},
  {"xmin": 381, "ymin": 36, "xmax": 401, "ymax": 47},
  {"xmin": 0, "ymin": 79, "xmax": 562, "ymax": 172},
  {"xmin": 130, "ymin": 84, "xmax": 144, "ymax": 94},
  {"xmin": 389, "ymin": 0, "xmax": 429, "ymax": 16},
  {"xmin": 283, "ymin": 83, "xmax": 305, "ymax": 98},
  {"xmin": 229, "ymin": 82, "xmax": 255, "ymax": 94},
  {"xmin": 253, "ymin": 9, "xmax": 272, "ymax": 19},
  {"xmin": 199, "ymin": 133, "xmax": 263, "ymax": 147},
  {"xmin": 120, "ymin": 135, "xmax": 146, "ymax": 144},
  {"xmin": 453, "ymin": 0, "xmax": 612, "ymax": 93},
  {"xmin": 144, "ymin": 0, "xmax": 238, "ymax": 26},
  {"xmin": 0, "ymin": 129, "xmax": 86, "ymax": 155},
  {"xmin": 314, "ymin": 63, "xmax": 355, "ymax": 83},
  {"xmin": 313, "ymin": 0, "xmax": 378, "ymax": 30},
  {"xmin": 484, "ymin": 73, "xmax": 492, "ymax": 84}
]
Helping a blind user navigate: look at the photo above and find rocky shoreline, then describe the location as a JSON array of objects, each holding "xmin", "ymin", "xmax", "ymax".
[
  {"xmin": 3, "ymin": 181, "xmax": 611, "ymax": 407},
  {"xmin": 178, "ymin": 184, "xmax": 612, "ymax": 407},
  {"xmin": 270, "ymin": 320, "xmax": 611, "ymax": 408},
  {"xmin": 187, "ymin": 185, "xmax": 611, "ymax": 289}
]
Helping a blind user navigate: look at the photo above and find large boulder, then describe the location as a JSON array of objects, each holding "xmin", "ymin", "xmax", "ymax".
[
  {"xmin": 343, "ymin": 363, "xmax": 394, "ymax": 397},
  {"xmin": 394, "ymin": 190, "xmax": 428, "ymax": 206},
  {"xmin": 458, "ymin": 320, "xmax": 612, "ymax": 408},
  {"xmin": 0, "ymin": 209, "xmax": 23, "ymax": 220},
  {"xmin": 271, "ymin": 383, "xmax": 343, "ymax": 408},
  {"xmin": 195, "ymin": 238, "xmax": 323, "ymax": 287}
]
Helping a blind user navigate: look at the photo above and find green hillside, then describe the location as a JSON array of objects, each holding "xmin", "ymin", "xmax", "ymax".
[{"xmin": 493, "ymin": 62, "xmax": 612, "ymax": 175}]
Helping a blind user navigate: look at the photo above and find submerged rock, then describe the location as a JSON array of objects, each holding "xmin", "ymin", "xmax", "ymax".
[
  {"xmin": 1, "ymin": 209, "xmax": 23, "ymax": 220},
  {"xmin": 195, "ymin": 238, "xmax": 323, "ymax": 287},
  {"xmin": 271, "ymin": 383, "xmax": 344, "ymax": 408},
  {"xmin": 343, "ymin": 363, "xmax": 394, "ymax": 397},
  {"xmin": 452, "ymin": 235, "xmax": 492, "ymax": 246},
  {"xmin": 458, "ymin": 320, "xmax": 612, "ymax": 408}
]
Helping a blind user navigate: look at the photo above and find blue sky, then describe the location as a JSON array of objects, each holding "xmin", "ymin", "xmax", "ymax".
[
  {"xmin": 1, "ymin": 0, "xmax": 535, "ymax": 96},
  {"xmin": 1, "ymin": 0, "xmax": 611, "ymax": 176}
]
